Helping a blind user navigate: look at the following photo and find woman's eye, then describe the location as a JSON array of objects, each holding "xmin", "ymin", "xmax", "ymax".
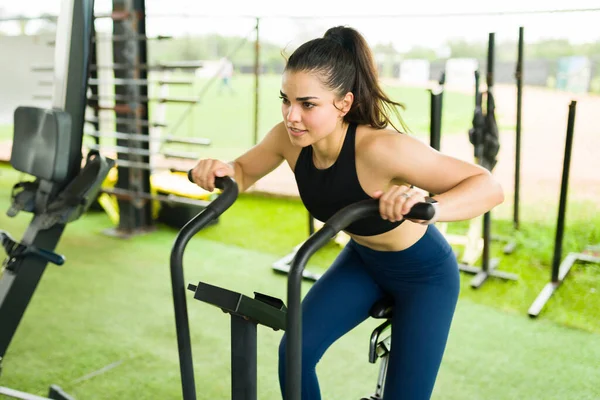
[
  {"xmin": 303, "ymin": 102, "xmax": 315, "ymax": 109},
  {"xmin": 279, "ymin": 96, "xmax": 289, "ymax": 104}
]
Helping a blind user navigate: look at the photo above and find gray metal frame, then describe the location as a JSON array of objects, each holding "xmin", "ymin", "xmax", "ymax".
[{"xmin": 0, "ymin": 1, "xmax": 96, "ymax": 399}]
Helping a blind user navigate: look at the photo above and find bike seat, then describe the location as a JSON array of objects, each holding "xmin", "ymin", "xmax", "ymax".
[{"xmin": 369, "ymin": 296, "xmax": 394, "ymax": 319}]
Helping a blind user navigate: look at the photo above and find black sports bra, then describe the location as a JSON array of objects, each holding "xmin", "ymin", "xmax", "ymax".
[{"xmin": 293, "ymin": 123, "xmax": 402, "ymax": 236}]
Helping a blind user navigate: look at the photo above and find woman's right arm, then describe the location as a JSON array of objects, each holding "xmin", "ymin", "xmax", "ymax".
[{"xmin": 190, "ymin": 122, "xmax": 288, "ymax": 192}]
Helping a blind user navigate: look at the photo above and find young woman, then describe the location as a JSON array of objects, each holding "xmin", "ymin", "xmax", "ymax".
[{"xmin": 190, "ymin": 26, "xmax": 503, "ymax": 400}]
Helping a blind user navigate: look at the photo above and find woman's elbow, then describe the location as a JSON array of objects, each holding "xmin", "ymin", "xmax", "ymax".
[{"xmin": 490, "ymin": 178, "xmax": 505, "ymax": 207}]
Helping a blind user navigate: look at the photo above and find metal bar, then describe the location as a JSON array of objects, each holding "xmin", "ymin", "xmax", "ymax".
[
  {"xmin": 134, "ymin": 8, "xmax": 600, "ymax": 18},
  {"xmin": 0, "ymin": 385, "xmax": 58, "ymax": 400},
  {"xmin": 514, "ymin": 26, "xmax": 524, "ymax": 230},
  {"xmin": 88, "ymin": 77, "xmax": 194, "ymax": 85},
  {"xmin": 162, "ymin": 151, "xmax": 202, "ymax": 161},
  {"xmin": 10, "ymin": 8, "xmax": 600, "ymax": 25},
  {"xmin": 529, "ymin": 253, "xmax": 577, "ymax": 317},
  {"xmin": 108, "ymin": 160, "xmax": 195, "ymax": 172},
  {"xmin": 35, "ymin": 95, "xmax": 193, "ymax": 105},
  {"xmin": 90, "ymin": 104, "xmax": 146, "ymax": 114},
  {"xmin": 85, "ymin": 130, "xmax": 210, "ymax": 145},
  {"xmin": 88, "ymin": 19, "xmax": 100, "ymax": 146},
  {"xmin": 94, "ymin": 10, "xmax": 143, "ymax": 21},
  {"xmin": 88, "ymin": 144, "xmax": 152, "ymax": 157},
  {"xmin": 428, "ymin": 80, "xmax": 444, "ymax": 197},
  {"xmin": 102, "ymin": 187, "xmax": 211, "ymax": 208},
  {"xmin": 107, "ymin": 159, "xmax": 152, "ymax": 170},
  {"xmin": 37, "ymin": 77, "xmax": 197, "ymax": 87},
  {"xmin": 429, "ymin": 90, "xmax": 442, "ymax": 151},
  {"xmin": 88, "ymin": 63, "xmax": 203, "ymax": 71},
  {"xmin": 231, "ymin": 316, "xmax": 258, "ymax": 400},
  {"xmin": 31, "ymin": 65, "xmax": 54, "ymax": 72},
  {"xmin": 87, "ymin": 143, "xmax": 197, "ymax": 159},
  {"xmin": 85, "ymin": 117, "xmax": 167, "ymax": 128},
  {"xmin": 92, "ymin": 34, "xmax": 172, "ymax": 42},
  {"xmin": 87, "ymin": 94, "xmax": 199, "ymax": 103},
  {"xmin": 481, "ymin": 211, "xmax": 491, "ymax": 274},
  {"xmin": 487, "ymin": 32, "xmax": 495, "ymax": 91},
  {"xmin": 551, "ymin": 101, "xmax": 577, "ymax": 282},
  {"xmin": 480, "ymin": 32, "xmax": 495, "ymax": 275},
  {"xmin": 253, "ymin": 17, "xmax": 260, "ymax": 146},
  {"xmin": 32, "ymin": 94, "xmax": 53, "ymax": 100}
]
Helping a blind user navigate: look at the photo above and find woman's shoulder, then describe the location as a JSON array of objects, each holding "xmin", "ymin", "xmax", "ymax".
[
  {"xmin": 263, "ymin": 122, "xmax": 292, "ymax": 147},
  {"xmin": 264, "ymin": 121, "xmax": 301, "ymax": 159},
  {"xmin": 355, "ymin": 124, "xmax": 405, "ymax": 153}
]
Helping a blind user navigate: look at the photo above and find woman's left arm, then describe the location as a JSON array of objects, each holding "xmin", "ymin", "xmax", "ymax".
[{"xmin": 368, "ymin": 132, "xmax": 504, "ymax": 222}]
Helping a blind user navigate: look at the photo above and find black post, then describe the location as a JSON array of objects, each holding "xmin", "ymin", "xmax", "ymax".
[
  {"xmin": 429, "ymin": 89, "xmax": 443, "ymax": 152},
  {"xmin": 429, "ymin": 73, "xmax": 444, "ymax": 197},
  {"xmin": 231, "ymin": 316, "xmax": 258, "ymax": 400},
  {"xmin": 462, "ymin": 32, "xmax": 518, "ymax": 288},
  {"xmin": 253, "ymin": 18, "xmax": 260, "ymax": 146},
  {"xmin": 527, "ymin": 100, "xmax": 590, "ymax": 318},
  {"xmin": 89, "ymin": 20, "xmax": 101, "ymax": 146},
  {"xmin": 111, "ymin": 0, "xmax": 154, "ymax": 237},
  {"xmin": 551, "ymin": 101, "xmax": 577, "ymax": 282},
  {"xmin": 481, "ymin": 32, "xmax": 495, "ymax": 275},
  {"xmin": 514, "ymin": 26, "xmax": 524, "ymax": 230}
]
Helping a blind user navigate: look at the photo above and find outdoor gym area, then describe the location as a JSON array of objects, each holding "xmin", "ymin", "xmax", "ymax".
[{"xmin": 0, "ymin": 1, "xmax": 599, "ymax": 399}]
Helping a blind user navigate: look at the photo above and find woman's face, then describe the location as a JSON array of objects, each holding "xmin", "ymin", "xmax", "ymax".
[{"xmin": 280, "ymin": 70, "xmax": 352, "ymax": 147}]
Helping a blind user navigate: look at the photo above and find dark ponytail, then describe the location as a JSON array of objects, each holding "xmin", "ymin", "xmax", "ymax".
[{"xmin": 285, "ymin": 26, "xmax": 409, "ymax": 133}]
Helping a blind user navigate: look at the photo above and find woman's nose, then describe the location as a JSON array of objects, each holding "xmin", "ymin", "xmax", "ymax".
[{"xmin": 286, "ymin": 105, "xmax": 301, "ymax": 123}]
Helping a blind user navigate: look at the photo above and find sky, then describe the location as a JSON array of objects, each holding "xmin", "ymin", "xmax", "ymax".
[{"xmin": 1, "ymin": 0, "xmax": 599, "ymax": 52}]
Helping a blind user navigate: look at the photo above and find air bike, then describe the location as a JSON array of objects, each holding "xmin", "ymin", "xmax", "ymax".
[{"xmin": 170, "ymin": 175, "xmax": 435, "ymax": 400}]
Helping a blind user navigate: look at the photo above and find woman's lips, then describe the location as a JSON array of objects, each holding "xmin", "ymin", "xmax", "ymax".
[{"xmin": 288, "ymin": 127, "xmax": 307, "ymax": 137}]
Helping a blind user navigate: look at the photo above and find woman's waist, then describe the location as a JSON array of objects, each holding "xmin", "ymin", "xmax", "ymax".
[{"xmin": 349, "ymin": 221, "xmax": 428, "ymax": 252}]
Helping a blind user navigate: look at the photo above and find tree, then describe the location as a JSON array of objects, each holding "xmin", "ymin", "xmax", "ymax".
[
  {"xmin": 402, "ymin": 46, "xmax": 438, "ymax": 61},
  {"xmin": 445, "ymin": 39, "xmax": 487, "ymax": 59}
]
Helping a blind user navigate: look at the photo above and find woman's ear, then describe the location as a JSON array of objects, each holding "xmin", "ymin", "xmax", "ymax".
[{"xmin": 340, "ymin": 92, "xmax": 354, "ymax": 116}]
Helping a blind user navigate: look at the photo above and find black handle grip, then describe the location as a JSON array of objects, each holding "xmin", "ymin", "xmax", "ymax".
[
  {"xmin": 326, "ymin": 199, "xmax": 435, "ymax": 233},
  {"xmin": 31, "ymin": 247, "xmax": 65, "ymax": 266},
  {"xmin": 187, "ymin": 169, "xmax": 234, "ymax": 192}
]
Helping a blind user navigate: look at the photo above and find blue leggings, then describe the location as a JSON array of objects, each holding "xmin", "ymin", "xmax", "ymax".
[{"xmin": 278, "ymin": 225, "xmax": 460, "ymax": 400}]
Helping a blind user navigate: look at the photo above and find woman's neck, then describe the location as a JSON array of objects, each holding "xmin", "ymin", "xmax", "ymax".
[{"xmin": 312, "ymin": 122, "xmax": 349, "ymax": 169}]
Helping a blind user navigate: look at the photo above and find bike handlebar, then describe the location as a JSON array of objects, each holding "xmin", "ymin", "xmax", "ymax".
[
  {"xmin": 284, "ymin": 199, "xmax": 435, "ymax": 400},
  {"xmin": 171, "ymin": 174, "xmax": 239, "ymax": 400}
]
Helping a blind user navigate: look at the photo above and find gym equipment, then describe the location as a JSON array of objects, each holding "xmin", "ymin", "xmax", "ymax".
[
  {"xmin": 0, "ymin": 1, "xmax": 114, "ymax": 398},
  {"xmin": 360, "ymin": 296, "xmax": 394, "ymax": 400},
  {"xmin": 284, "ymin": 186, "xmax": 434, "ymax": 400},
  {"xmin": 458, "ymin": 32, "xmax": 519, "ymax": 288},
  {"xmin": 528, "ymin": 101, "xmax": 600, "ymax": 317},
  {"xmin": 429, "ymin": 58, "xmax": 518, "ymax": 282},
  {"xmin": 513, "ymin": 26, "xmax": 524, "ymax": 230},
  {"xmin": 170, "ymin": 175, "xmax": 435, "ymax": 400}
]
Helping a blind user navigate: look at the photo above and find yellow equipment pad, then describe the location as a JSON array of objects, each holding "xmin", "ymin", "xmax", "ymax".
[{"xmin": 151, "ymin": 171, "xmax": 215, "ymax": 200}]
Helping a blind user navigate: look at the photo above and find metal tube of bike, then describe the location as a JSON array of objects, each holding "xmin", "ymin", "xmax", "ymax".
[{"xmin": 170, "ymin": 174, "xmax": 238, "ymax": 400}]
